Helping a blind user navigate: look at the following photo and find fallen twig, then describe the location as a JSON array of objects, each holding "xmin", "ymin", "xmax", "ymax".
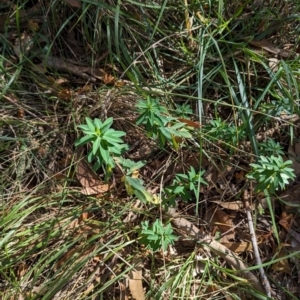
[{"xmin": 242, "ymin": 189, "xmax": 272, "ymax": 297}]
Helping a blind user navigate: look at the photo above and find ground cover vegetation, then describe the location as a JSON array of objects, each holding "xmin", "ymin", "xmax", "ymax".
[{"xmin": 1, "ymin": 0, "xmax": 300, "ymax": 299}]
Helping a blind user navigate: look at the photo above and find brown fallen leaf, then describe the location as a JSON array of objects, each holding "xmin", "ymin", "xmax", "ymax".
[
  {"xmin": 54, "ymin": 245, "xmax": 94, "ymax": 271},
  {"xmin": 103, "ymin": 73, "xmax": 116, "ymax": 85},
  {"xmin": 248, "ymin": 39, "xmax": 290, "ymax": 58},
  {"xmin": 178, "ymin": 117, "xmax": 201, "ymax": 128},
  {"xmin": 222, "ymin": 242, "xmax": 253, "ymax": 253},
  {"xmin": 271, "ymin": 249, "xmax": 291, "ymax": 275},
  {"xmin": 206, "ymin": 206, "xmax": 235, "ymax": 243},
  {"xmin": 28, "ymin": 19, "xmax": 39, "ymax": 32},
  {"xmin": 211, "ymin": 200, "xmax": 245, "ymax": 211},
  {"xmin": 119, "ymin": 281, "xmax": 129, "ymax": 300},
  {"xmin": 17, "ymin": 262, "xmax": 28, "ymax": 278},
  {"xmin": 214, "ymin": 209, "xmax": 235, "ymax": 243},
  {"xmin": 40, "ymin": 55, "xmax": 97, "ymax": 82},
  {"xmin": 14, "ymin": 32, "xmax": 34, "ymax": 58},
  {"xmin": 57, "ymin": 88, "xmax": 73, "ymax": 101},
  {"xmin": 17, "ymin": 108, "xmax": 25, "ymax": 119},
  {"xmin": 76, "ymin": 159, "xmax": 110, "ymax": 195},
  {"xmin": 128, "ymin": 258, "xmax": 145, "ymax": 300},
  {"xmin": 279, "ymin": 211, "xmax": 293, "ymax": 231}
]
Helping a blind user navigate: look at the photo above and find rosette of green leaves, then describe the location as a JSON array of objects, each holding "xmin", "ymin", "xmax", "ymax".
[
  {"xmin": 139, "ymin": 219, "xmax": 177, "ymax": 252},
  {"xmin": 75, "ymin": 117, "xmax": 128, "ymax": 171},
  {"xmin": 246, "ymin": 155, "xmax": 295, "ymax": 193},
  {"xmin": 135, "ymin": 96, "xmax": 192, "ymax": 149}
]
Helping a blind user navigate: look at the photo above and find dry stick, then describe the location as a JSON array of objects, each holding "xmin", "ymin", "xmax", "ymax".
[
  {"xmin": 167, "ymin": 208, "xmax": 265, "ymax": 295},
  {"xmin": 242, "ymin": 190, "xmax": 272, "ymax": 297}
]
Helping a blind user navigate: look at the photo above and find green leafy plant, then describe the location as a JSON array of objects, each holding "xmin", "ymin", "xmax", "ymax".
[
  {"xmin": 139, "ymin": 219, "xmax": 177, "ymax": 252},
  {"xmin": 124, "ymin": 175, "xmax": 160, "ymax": 204},
  {"xmin": 135, "ymin": 96, "xmax": 192, "ymax": 149},
  {"xmin": 258, "ymin": 138, "xmax": 285, "ymax": 156},
  {"xmin": 174, "ymin": 103, "xmax": 193, "ymax": 118},
  {"xmin": 115, "ymin": 157, "xmax": 160, "ymax": 204},
  {"xmin": 261, "ymin": 95, "xmax": 295, "ymax": 117},
  {"xmin": 204, "ymin": 118, "xmax": 246, "ymax": 152},
  {"xmin": 115, "ymin": 157, "xmax": 145, "ymax": 175},
  {"xmin": 165, "ymin": 167, "xmax": 208, "ymax": 203},
  {"xmin": 75, "ymin": 117, "xmax": 128, "ymax": 171},
  {"xmin": 246, "ymin": 155, "xmax": 296, "ymax": 193},
  {"xmin": 135, "ymin": 96, "xmax": 168, "ymax": 130}
]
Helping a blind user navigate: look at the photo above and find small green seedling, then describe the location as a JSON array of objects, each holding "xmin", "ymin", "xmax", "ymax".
[
  {"xmin": 204, "ymin": 118, "xmax": 246, "ymax": 152},
  {"xmin": 165, "ymin": 166, "xmax": 208, "ymax": 203},
  {"xmin": 246, "ymin": 155, "xmax": 296, "ymax": 193},
  {"xmin": 75, "ymin": 117, "xmax": 128, "ymax": 172},
  {"xmin": 139, "ymin": 219, "xmax": 177, "ymax": 252},
  {"xmin": 135, "ymin": 96, "xmax": 192, "ymax": 149},
  {"xmin": 258, "ymin": 138, "xmax": 285, "ymax": 157}
]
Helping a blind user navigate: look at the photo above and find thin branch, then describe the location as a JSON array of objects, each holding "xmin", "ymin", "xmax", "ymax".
[{"xmin": 242, "ymin": 189, "xmax": 272, "ymax": 297}]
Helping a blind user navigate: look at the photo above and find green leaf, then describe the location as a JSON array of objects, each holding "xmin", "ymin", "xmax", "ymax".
[
  {"xmin": 176, "ymin": 173, "xmax": 188, "ymax": 181},
  {"xmin": 142, "ymin": 229, "xmax": 155, "ymax": 236},
  {"xmin": 134, "ymin": 189, "xmax": 156, "ymax": 204},
  {"xmin": 87, "ymin": 150, "xmax": 95, "ymax": 163},
  {"xmin": 135, "ymin": 111, "xmax": 148, "ymax": 125},
  {"xmin": 101, "ymin": 117, "xmax": 113, "ymax": 131},
  {"xmin": 104, "ymin": 135, "xmax": 125, "ymax": 144},
  {"xmin": 75, "ymin": 135, "xmax": 95, "ymax": 146},
  {"xmin": 92, "ymin": 137, "xmax": 101, "ymax": 155},
  {"xmin": 86, "ymin": 117, "xmax": 96, "ymax": 131},
  {"xmin": 94, "ymin": 118, "xmax": 103, "ymax": 129},
  {"xmin": 147, "ymin": 235, "xmax": 159, "ymax": 241},
  {"xmin": 109, "ymin": 144, "xmax": 128, "ymax": 154},
  {"xmin": 115, "ymin": 158, "xmax": 145, "ymax": 173},
  {"xmin": 105, "ymin": 129, "xmax": 126, "ymax": 137},
  {"xmin": 77, "ymin": 124, "xmax": 91, "ymax": 132},
  {"xmin": 125, "ymin": 176, "xmax": 144, "ymax": 191},
  {"xmin": 172, "ymin": 186, "xmax": 185, "ymax": 194},
  {"xmin": 93, "ymin": 158, "xmax": 102, "ymax": 171},
  {"xmin": 100, "ymin": 147, "xmax": 110, "ymax": 164}
]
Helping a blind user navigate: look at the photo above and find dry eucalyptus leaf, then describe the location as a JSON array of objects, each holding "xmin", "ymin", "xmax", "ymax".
[
  {"xmin": 129, "ymin": 259, "xmax": 145, "ymax": 300},
  {"xmin": 222, "ymin": 241, "xmax": 253, "ymax": 253},
  {"xmin": 271, "ymin": 250, "xmax": 291, "ymax": 275},
  {"xmin": 211, "ymin": 200, "xmax": 243, "ymax": 211}
]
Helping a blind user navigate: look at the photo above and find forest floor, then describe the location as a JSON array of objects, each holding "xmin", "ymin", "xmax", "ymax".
[{"xmin": 1, "ymin": 1, "xmax": 300, "ymax": 299}]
